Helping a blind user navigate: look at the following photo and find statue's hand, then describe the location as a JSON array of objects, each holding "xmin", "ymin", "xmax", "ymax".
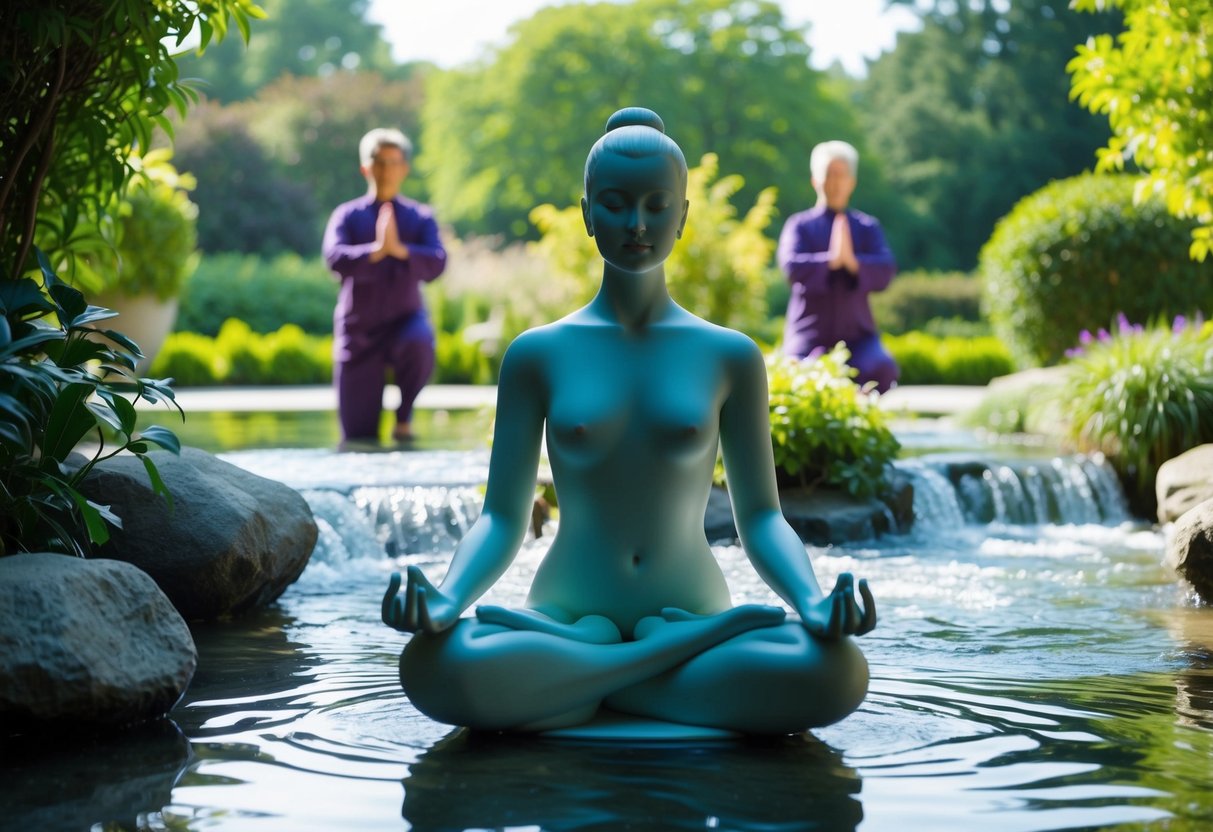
[
  {"xmin": 801, "ymin": 573, "xmax": 876, "ymax": 640},
  {"xmin": 382, "ymin": 566, "xmax": 461, "ymax": 634}
]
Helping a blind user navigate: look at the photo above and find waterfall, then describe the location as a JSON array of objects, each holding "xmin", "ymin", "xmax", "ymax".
[
  {"xmin": 221, "ymin": 447, "xmax": 1133, "ymax": 570},
  {"xmin": 898, "ymin": 452, "xmax": 1130, "ymax": 532}
]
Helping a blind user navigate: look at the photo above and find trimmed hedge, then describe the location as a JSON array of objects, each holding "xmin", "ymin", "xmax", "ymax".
[
  {"xmin": 870, "ymin": 270, "xmax": 984, "ymax": 335},
  {"xmin": 980, "ymin": 173, "xmax": 1212, "ymax": 366},
  {"xmin": 176, "ymin": 253, "xmax": 337, "ymax": 336},
  {"xmin": 885, "ymin": 332, "xmax": 1016, "ymax": 385}
]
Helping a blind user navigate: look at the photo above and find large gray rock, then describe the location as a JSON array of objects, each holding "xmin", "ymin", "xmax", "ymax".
[
  {"xmin": 1166, "ymin": 498, "xmax": 1213, "ymax": 602},
  {"xmin": 1156, "ymin": 445, "xmax": 1213, "ymax": 524},
  {"xmin": 76, "ymin": 447, "xmax": 318, "ymax": 621},
  {"xmin": 705, "ymin": 470, "xmax": 914, "ymax": 546},
  {"xmin": 0, "ymin": 554, "xmax": 196, "ymax": 728}
]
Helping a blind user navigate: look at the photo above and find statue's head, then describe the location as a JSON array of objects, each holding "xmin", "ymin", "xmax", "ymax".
[
  {"xmin": 581, "ymin": 108, "xmax": 689, "ymax": 272},
  {"xmin": 583, "ymin": 107, "xmax": 688, "ymax": 198}
]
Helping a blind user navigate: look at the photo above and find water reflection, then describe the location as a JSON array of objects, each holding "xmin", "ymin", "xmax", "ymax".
[
  {"xmin": 401, "ymin": 729, "xmax": 863, "ymax": 831},
  {"xmin": 0, "ymin": 719, "xmax": 191, "ymax": 830}
]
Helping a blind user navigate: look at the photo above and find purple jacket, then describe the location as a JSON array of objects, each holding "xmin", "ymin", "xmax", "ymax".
[
  {"xmin": 322, "ymin": 194, "xmax": 447, "ymax": 362},
  {"xmin": 777, "ymin": 205, "xmax": 896, "ymax": 358}
]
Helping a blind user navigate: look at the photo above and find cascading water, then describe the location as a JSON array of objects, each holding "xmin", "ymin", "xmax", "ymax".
[
  {"xmin": 231, "ymin": 448, "xmax": 1136, "ymax": 570},
  {"xmin": 898, "ymin": 452, "xmax": 1130, "ymax": 533}
]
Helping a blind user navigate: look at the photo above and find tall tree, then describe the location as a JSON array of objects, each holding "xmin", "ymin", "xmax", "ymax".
[
  {"xmin": 861, "ymin": 0, "xmax": 1120, "ymax": 270},
  {"xmin": 1069, "ymin": 0, "xmax": 1213, "ymax": 260},
  {"xmin": 419, "ymin": 0, "xmax": 905, "ymax": 243},
  {"xmin": 175, "ymin": 0, "xmax": 399, "ymax": 103}
]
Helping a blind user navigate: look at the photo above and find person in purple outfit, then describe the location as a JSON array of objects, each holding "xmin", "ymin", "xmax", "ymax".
[
  {"xmin": 323, "ymin": 128, "xmax": 447, "ymax": 444},
  {"xmin": 777, "ymin": 140, "xmax": 898, "ymax": 393}
]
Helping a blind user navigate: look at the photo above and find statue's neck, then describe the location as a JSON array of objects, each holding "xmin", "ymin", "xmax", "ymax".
[{"xmin": 592, "ymin": 266, "xmax": 673, "ymax": 332}]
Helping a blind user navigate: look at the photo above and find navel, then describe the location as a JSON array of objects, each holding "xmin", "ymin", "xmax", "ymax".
[{"xmin": 574, "ymin": 424, "xmax": 587, "ymax": 437}]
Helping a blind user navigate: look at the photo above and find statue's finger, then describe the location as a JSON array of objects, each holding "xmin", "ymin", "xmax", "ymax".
[
  {"xmin": 827, "ymin": 591, "xmax": 844, "ymax": 638},
  {"xmin": 858, "ymin": 579, "xmax": 877, "ymax": 635},
  {"xmin": 404, "ymin": 571, "xmax": 421, "ymax": 631},
  {"xmin": 417, "ymin": 587, "xmax": 434, "ymax": 632},
  {"xmin": 382, "ymin": 571, "xmax": 402, "ymax": 626}
]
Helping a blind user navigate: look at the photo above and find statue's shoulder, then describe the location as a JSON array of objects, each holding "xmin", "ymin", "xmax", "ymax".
[{"xmin": 676, "ymin": 314, "xmax": 763, "ymax": 361}]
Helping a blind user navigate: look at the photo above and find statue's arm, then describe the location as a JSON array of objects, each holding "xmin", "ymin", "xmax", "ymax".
[
  {"xmin": 718, "ymin": 338, "xmax": 875, "ymax": 637},
  {"xmin": 384, "ymin": 336, "xmax": 546, "ymax": 632},
  {"xmin": 436, "ymin": 335, "xmax": 547, "ymax": 610}
]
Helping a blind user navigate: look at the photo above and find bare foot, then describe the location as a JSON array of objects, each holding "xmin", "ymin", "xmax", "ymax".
[{"xmin": 476, "ymin": 605, "xmax": 623, "ymax": 644}]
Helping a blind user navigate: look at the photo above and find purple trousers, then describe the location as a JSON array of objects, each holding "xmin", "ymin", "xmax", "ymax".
[
  {"xmin": 334, "ymin": 310, "xmax": 435, "ymax": 440},
  {"xmin": 845, "ymin": 333, "xmax": 899, "ymax": 393}
]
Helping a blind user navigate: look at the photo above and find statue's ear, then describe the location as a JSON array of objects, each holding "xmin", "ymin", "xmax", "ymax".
[
  {"xmin": 676, "ymin": 199, "xmax": 689, "ymax": 239},
  {"xmin": 581, "ymin": 196, "xmax": 594, "ymax": 237}
]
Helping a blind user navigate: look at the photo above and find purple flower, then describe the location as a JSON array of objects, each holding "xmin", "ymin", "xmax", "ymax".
[
  {"xmin": 1116, "ymin": 312, "xmax": 1133, "ymax": 334},
  {"xmin": 1173, "ymin": 315, "xmax": 1187, "ymax": 335},
  {"xmin": 1097, "ymin": 328, "xmax": 1111, "ymax": 342}
]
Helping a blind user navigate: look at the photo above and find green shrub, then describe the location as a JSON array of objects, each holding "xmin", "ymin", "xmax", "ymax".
[
  {"xmin": 884, "ymin": 332, "xmax": 1015, "ymax": 385},
  {"xmin": 1064, "ymin": 316, "xmax": 1213, "ymax": 511},
  {"xmin": 870, "ymin": 270, "xmax": 983, "ymax": 335},
  {"xmin": 215, "ymin": 318, "xmax": 268, "ymax": 384},
  {"xmin": 263, "ymin": 324, "xmax": 330, "ymax": 385},
  {"xmin": 150, "ymin": 333, "xmax": 224, "ymax": 387},
  {"xmin": 69, "ymin": 151, "xmax": 200, "ymax": 302},
  {"xmin": 765, "ymin": 347, "xmax": 901, "ymax": 498},
  {"xmin": 980, "ymin": 173, "xmax": 1213, "ymax": 366},
  {"xmin": 433, "ymin": 330, "xmax": 492, "ymax": 385},
  {"xmin": 177, "ymin": 253, "xmax": 338, "ymax": 336}
]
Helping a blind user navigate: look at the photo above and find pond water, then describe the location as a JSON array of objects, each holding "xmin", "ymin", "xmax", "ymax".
[{"xmin": 8, "ymin": 422, "xmax": 1213, "ymax": 831}]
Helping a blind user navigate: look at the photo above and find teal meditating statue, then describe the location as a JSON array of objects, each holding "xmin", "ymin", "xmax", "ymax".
[{"xmin": 382, "ymin": 107, "xmax": 875, "ymax": 735}]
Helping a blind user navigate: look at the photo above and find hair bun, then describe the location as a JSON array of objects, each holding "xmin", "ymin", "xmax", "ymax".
[{"xmin": 605, "ymin": 107, "xmax": 665, "ymax": 135}]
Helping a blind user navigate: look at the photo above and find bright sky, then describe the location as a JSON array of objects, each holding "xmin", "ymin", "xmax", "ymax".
[{"xmin": 367, "ymin": 0, "xmax": 921, "ymax": 77}]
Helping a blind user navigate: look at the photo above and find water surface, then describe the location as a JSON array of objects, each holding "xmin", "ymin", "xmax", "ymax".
[{"xmin": 7, "ymin": 436, "xmax": 1213, "ymax": 831}]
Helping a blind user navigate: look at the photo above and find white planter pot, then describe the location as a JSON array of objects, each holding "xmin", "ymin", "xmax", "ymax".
[{"xmin": 91, "ymin": 291, "xmax": 180, "ymax": 376}]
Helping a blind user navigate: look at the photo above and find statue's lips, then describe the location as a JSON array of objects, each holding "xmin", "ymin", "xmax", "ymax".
[{"xmin": 623, "ymin": 243, "xmax": 652, "ymax": 251}]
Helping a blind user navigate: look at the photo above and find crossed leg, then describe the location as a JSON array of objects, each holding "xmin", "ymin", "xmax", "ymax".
[{"xmin": 399, "ymin": 605, "xmax": 868, "ymax": 734}]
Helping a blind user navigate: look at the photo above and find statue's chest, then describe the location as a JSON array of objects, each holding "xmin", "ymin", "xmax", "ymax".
[{"xmin": 545, "ymin": 368, "xmax": 722, "ymax": 460}]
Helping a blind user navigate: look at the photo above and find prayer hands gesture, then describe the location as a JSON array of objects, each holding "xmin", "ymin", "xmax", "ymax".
[
  {"xmin": 382, "ymin": 567, "xmax": 460, "ymax": 634},
  {"xmin": 800, "ymin": 573, "xmax": 876, "ymax": 639},
  {"xmin": 371, "ymin": 202, "xmax": 409, "ymax": 262},
  {"xmin": 827, "ymin": 211, "xmax": 858, "ymax": 274}
]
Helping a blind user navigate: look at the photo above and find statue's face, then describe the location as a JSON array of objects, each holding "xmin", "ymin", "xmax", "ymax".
[{"xmin": 583, "ymin": 151, "xmax": 688, "ymax": 274}]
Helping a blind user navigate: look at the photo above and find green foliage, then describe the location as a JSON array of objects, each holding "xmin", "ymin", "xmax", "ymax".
[
  {"xmin": 1064, "ymin": 317, "xmax": 1213, "ymax": 507},
  {"xmin": 864, "ymin": 0, "xmax": 1118, "ymax": 270},
  {"xmin": 765, "ymin": 348, "xmax": 901, "ymax": 497},
  {"xmin": 0, "ymin": 1, "xmax": 256, "ymax": 558},
  {"xmin": 68, "ymin": 150, "xmax": 201, "ymax": 301},
  {"xmin": 168, "ymin": 70, "xmax": 432, "ymax": 255},
  {"xmin": 152, "ymin": 321, "xmax": 331, "ymax": 386},
  {"xmin": 246, "ymin": 71, "xmax": 432, "ymax": 217},
  {"xmin": 884, "ymin": 332, "xmax": 1017, "ymax": 386},
  {"xmin": 869, "ymin": 271, "xmax": 984, "ymax": 335},
  {"xmin": 531, "ymin": 154, "xmax": 778, "ymax": 335},
  {"xmin": 173, "ymin": 0, "xmax": 400, "ymax": 103},
  {"xmin": 169, "ymin": 101, "xmax": 322, "ymax": 256},
  {"xmin": 152, "ymin": 333, "xmax": 224, "ymax": 387},
  {"xmin": 0, "ymin": 261, "xmax": 182, "ymax": 556},
  {"xmin": 1069, "ymin": 0, "xmax": 1213, "ymax": 260},
  {"xmin": 1, "ymin": 0, "xmax": 264, "ymax": 283},
  {"xmin": 176, "ymin": 253, "xmax": 338, "ymax": 335},
  {"xmin": 419, "ymin": 0, "xmax": 900, "ymax": 243},
  {"xmin": 433, "ymin": 331, "xmax": 494, "ymax": 385},
  {"xmin": 262, "ymin": 324, "xmax": 330, "ymax": 385},
  {"xmin": 979, "ymin": 173, "xmax": 1212, "ymax": 366}
]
